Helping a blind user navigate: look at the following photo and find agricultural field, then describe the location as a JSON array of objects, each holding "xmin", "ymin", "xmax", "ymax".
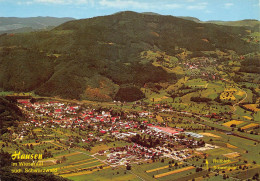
[
  {"xmin": 222, "ymin": 120, "xmax": 244, "ymax": 127},
  {"xmin": 42, "ymin": 150, "xmax": 105, "ymax": 176},
  {"xmin": 241, "ymin": 123, "xmax": 259, "ymax": 130},
  {"xmin": 244, "ymin": 104, "xmax": 260, "ymax": 112},
  {"xmin": 66, "ymin": 166, "xmax": 139, "ymax": 181},
  {"xmin": 154, "ymin": 166, "xmax": 195, "ymax": 179}
]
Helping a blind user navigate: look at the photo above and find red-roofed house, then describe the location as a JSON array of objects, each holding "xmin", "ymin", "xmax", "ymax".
[{"xmin": 100, "ymin": 130, "xmax": 106, "ymax": 134}]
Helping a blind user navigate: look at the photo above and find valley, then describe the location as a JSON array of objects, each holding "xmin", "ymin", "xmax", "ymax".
[
  {"xmin": 0, "ymin": 11, "xmax": 259, "ymax": 181},
  {"xmin": 1, "ymin": 74, "xmax": 259, "ymax": 180}
]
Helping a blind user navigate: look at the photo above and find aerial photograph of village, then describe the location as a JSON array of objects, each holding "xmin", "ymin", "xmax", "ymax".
[{"xmin": 0, "ymin": 0, "xmax": 259, "ymax": 181}]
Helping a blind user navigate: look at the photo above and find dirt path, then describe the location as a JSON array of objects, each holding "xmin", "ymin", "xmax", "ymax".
[{"xmin": 232, "ymin": 86, "xmax": 248, "ymax": 112}]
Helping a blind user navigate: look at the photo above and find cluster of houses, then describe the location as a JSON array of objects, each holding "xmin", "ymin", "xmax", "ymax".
[
  {"xmin": 143, "ymin": 126, "xmax": 202, "ymax": 145},
  {"xmin": 98, "ymin": 143, "xmax": 194, "ymax": 166},
  {"xmin": 180, "ymin": 57, "xmax": 222, "ymax": 80},
  {"xmin": 154, "ymin": 147, "xmax": 192, "ymax": 160},
  {"xmin": 103, "ymin": 144, "xmax": 163, "ymax": 165},
  {"xmin": 182, "ymin": 57, "xmax": 217, "ymax": 70},
  {"xmin": 18, "ymin": 99, "xmax": 81, "ymax": 122},
  {"xmin": 112, "ymin": 131, "xmax": 137, "ymax": 139},
  {"xmin": 13, "ymin": 99, "xmax": 213, "ymax": 165},
  {"xmin": 16, "ymin": 100, "xmax": 180, "ymax": 137}
]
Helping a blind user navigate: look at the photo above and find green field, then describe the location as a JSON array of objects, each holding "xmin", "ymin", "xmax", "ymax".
[{"xmin": 67, "ymin": 166, "xmax": 139, "ymax": 181}]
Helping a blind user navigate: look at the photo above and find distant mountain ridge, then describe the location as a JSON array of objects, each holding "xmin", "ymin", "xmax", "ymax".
[
  {"xmin": 174, "ymin": 16, "xmax": 259, "ymax": 29},
  {"xmin": 1, "ymin": 15, "xmax": 258, "ymax": 34},
  {"xmin": 0, "ymin": 17, "xmax": 75, "ymax": 33},
  {"xmin": 205, "ymin": 19, "xmax": 260, "ymax": 31},
  {"xmin": 141, "ymin": 12, "xmax": 259, "ymax": 28}
]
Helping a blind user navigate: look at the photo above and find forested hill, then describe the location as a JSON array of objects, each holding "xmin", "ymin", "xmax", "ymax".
[
  {"xmin": 0, "ymin": 97, "xmax": 25, "ymax": 134},
  {"xmin": 0, "ymin": 11, "xmax": 259, "ymax": 101}
]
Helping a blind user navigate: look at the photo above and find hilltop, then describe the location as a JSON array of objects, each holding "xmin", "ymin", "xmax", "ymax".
[{"xmin": 0, "ymin": 11, "xmax": 259, "ymax": 101}]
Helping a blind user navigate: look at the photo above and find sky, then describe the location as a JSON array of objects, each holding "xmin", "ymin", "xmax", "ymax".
[{"xmin": 0, "ymin": 0, "xmax": 259, "ymax": 21}]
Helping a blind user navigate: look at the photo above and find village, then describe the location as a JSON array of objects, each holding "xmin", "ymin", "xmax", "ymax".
[
  {"xmin": 13, "ymin": 99, "xmax": 213, "ymax": 166},
  {"xmin": 1, "ymin": 95, "xmax": 258, "ymax": 181}
]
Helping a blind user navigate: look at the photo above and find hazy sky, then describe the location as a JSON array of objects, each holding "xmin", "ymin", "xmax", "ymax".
[{"xmin": 0, "ymin": 0, "xmax": 259, "ymax": 21}]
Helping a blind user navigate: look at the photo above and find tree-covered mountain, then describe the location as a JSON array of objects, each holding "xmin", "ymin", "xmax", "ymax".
[
  {"xmin": 0, "ymin": 11, "xmax": 259, "ymax": 102},
  {"xmin": 0, "ymin": 17, "xmax": 75, "ymax": 34},
  {"xmin": 0, "ymin": 97, "xmax": 25, "ymax": 134}
]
